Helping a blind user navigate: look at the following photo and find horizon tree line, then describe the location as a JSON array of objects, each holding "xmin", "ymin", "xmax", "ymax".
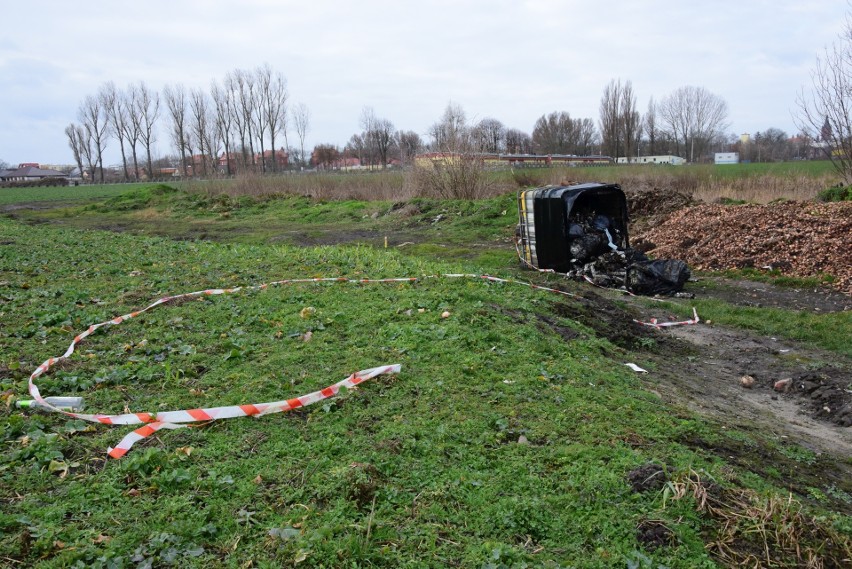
[{"xmin": 65, "ymin": 67, "xmax": 824, "ymax": 182}]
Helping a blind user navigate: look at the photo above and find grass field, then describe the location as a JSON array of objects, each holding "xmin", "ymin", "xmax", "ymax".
[
  {"xmin": 1, "ymin": 181, "xmax": 850, "ymax": 567},
  {"xmin": 0, "ymin": 183, "xmax": 152, "ymax": 205}
]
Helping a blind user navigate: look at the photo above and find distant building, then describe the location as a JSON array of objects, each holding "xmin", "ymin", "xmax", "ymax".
[
  {"xmin": 0, "ymin": 163, "xmax": 67, "ymax": 182},
  {"xmin": 616, "ymin": 155, "xmax": 685, "ymax": 165},
  {"xmin": 415, "ymin": 153, "xmax": 612, "ymax": 168},
  {"xmin": 714, "ymin": 152, "xmax": 739, "ymax": 165}
]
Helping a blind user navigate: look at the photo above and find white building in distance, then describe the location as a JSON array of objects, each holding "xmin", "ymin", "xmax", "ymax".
[
  {"xmin": 714, "ymin": 152, "xmax": 739, "ymax": 164},
  {"xmin": 615, "ymin": 155, "xmax": 685, "ymax": 165}
]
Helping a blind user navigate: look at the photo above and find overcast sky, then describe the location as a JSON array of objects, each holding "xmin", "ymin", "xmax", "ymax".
[{"xmin": 0, "ymin": 0, "xmax": 846, "ymax": 167}]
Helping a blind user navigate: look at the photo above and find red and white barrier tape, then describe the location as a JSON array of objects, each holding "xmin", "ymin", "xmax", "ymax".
[
  {"xmin": 634, "ymin": 307, "xmax": 700, "ymax": 328},
  {"xmin": 26, "ymin": 273, "xmax": 587, "ymax": 458}
]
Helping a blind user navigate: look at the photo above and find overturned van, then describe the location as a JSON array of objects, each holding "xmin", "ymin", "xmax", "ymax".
[{"xmin": 517, "ymin": 183, "xmax": 690, "ymax": 295}]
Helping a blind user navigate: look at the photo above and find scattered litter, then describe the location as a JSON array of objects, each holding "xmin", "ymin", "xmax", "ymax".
[
  {"xmin": 441, "ymin": 311, "xmax": 451, "ymax": 319},
  {"xmin": 16, "ymin": 396, "xmax": 84, "ymax": 411},
  {"xmin": 625, "ymin": 363, "xmax": 648, "ymax": 373}
]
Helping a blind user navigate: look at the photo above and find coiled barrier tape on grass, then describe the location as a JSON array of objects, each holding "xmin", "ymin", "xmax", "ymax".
[
  {"xmin": 25, "ymin": 274, "xmax": 578, "ymax": 458},
  {"xmin": 26, "ymin": 273, "xmax": 694, "ymax": 458}
]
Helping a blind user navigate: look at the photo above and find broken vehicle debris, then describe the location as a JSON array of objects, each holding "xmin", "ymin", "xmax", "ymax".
[{"xmin": 517, "ymin": 183, "xmax": 690, "ymax": 295}]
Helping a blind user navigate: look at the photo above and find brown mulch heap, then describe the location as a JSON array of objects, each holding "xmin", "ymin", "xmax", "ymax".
[
  {"xmin": 625, "ymin": 187, "xmax": 696, "ymax": 238},
  {"xmin": 626, "ymin": 186, "xmax": 696, "ymax": 219},
  {"xmin": 639, "ymin": 201, "xmax": 852, "ymax": 294}
]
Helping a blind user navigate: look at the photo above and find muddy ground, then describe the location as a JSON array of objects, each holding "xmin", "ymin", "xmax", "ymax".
[{"xmin": 547, "ymin": 281, "xmax": 852, "ymax": 515}]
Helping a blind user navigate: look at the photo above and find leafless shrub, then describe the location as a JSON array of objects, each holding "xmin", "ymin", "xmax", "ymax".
[{"xmin": 408, "ymin": 153, "xmax": 497, "ymax": 199}]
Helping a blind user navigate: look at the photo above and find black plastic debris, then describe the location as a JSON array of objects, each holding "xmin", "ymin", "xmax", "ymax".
[{"xmin": 517, "ymin": 183, "xmax": 690, "ymax": 295}]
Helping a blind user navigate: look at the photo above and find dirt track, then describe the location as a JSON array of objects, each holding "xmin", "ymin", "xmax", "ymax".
[{"xmin": 554, "ymin": 282, "xmax": 852, "ymax": 513}]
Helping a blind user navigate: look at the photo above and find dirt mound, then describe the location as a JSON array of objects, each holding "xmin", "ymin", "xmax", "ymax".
[
  {"xmin": 638, "ymin": 201, "xmax": 852, "ymax": 294},
  {"xmin": 626, "ymin": 186, "xmax": 695, "ymax": 219}
]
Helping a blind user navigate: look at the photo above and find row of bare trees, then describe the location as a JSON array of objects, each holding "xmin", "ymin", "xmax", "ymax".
[
  {"xmin": 313, "ymin": 81, "xmax": 729, "ymax": 175},
  {"xmin": 65, "ymin": 65, "xmax": 312, "ymax": 182},
  {"xmin": 70, "ymin": 60, "xmax": 848, "ymax": 183}
]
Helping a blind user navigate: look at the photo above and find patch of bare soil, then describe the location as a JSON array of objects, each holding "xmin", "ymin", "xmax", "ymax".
[
  {"xmin": 547, "ymin": 281, "xmax": 851, "ymax": 514},
  {"xmin": 691, "ymin": 276, "xmax": 852, "ymax": 313}
]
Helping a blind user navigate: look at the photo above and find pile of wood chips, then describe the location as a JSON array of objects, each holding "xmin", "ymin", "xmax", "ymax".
[{"xmin": 638, "ymin": 201, "xmax": 852, "ymax": 294}]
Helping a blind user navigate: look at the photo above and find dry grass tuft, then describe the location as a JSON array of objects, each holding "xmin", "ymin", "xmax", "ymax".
[{"xmin": 664, "ymin": 470, "xmax": 852, "ymax": 568}]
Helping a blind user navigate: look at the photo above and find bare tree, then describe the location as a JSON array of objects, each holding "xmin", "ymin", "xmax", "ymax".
[
  {"xmin": 254, "ymin": 64, "xmax": 288, "ymax": 171},
  {"xmin": 190, "ymin": 88, "xmax": 215, "ymax": 177},
  {"xmin": 598, "ymin": 79, "xmax": 639, "ymax": 160},
  {"xmin": 620, "ymin": 81, "xmax": 640, "ymax": 159},
  {"xmin": 64, "ymin": 123, "xmax": 85, "ymax": 178},
  {"xmin": 210, "ymin": 81, "xmax": 234, "ymax": 176},
  {"xmin": 223, "ymin": 71, "xmax": 249, "ymax": 170},
  {"xmin": 77, "ymin": 95, "xmax": 108, "ymax": 183},
  {"xmin": 577, "ymin": 118, "xmax": 598, "ymax": 155},
  {"xmin": 532, "ymin": 111, "xmax": 577, "ymax": 154},
  {"xmin": 360, "ymin": 107, "xmax": 395, "ymax": 168},
  {"xmin": 293, "ymin": 102, "xmax": 311, "ymax": 167},
  {"xmin": 122, "ymin": 84, "xmax": 143, "ymax": 180},
  {"xmin": 396, "ymin": 130, "xmax": 423, "ymax": 165},
  {"xmin": 505, "ymin": 128, "xmax": 533, "ymax": 154},
  {"xmin": 225, "ymin": 69, "xmax": 258, "ymax": 170},
  {"xmin": 251, "ymin": 66, "xmax": 271, "ymax": 172},
  {"xmin": 795, "ymin": 14, "xmax": 852, "ymax": 183},
  {"xmin": 129, "ymin": 81, "xmax": 160, "ymax": 179},
  {"xmin": 599, "ymin": 80, "xmax": 623, "ymax": 159},
  {"xmin": 427, "ymin": 102, "xmax": 469, "ymax": 151},
  {"xmin": 760, "ymin": 127, "xmax": 791, "ymax": 162},
  {"xmin": 644, "ymin": 97, "xmax": 659, "ymax": 155},
  {"xmin": 164, "ymin": 84, "xmax": 191, "ymax": 176},
  {"xmin": 345, "ymin": 134, "xmax": 366, "ymax": 166},
  {"xmin": 100, "ymin": 82, "xmax": 131, "ymax": 180},
  {"xmin": 659, "ymin": 85, "xmax": 729, "ymax": 162},
  {"xmin": 473, "ymin": 117, "xmax": 505, "ymax": 153},
  {"xmin": 312, "ymin": 144, "xmax": 340, "ymax": 170}
]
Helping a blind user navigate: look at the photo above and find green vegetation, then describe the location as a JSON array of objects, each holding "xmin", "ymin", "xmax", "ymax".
[
  {"xmin": 0, "ymin": 183, "xmax": 154, "ymax": 205},
  {"xmin": 1, "ymin": 183, "xmax": 850, "ymax": 567},
  {"xmin": 817, "ymin": 184, "xmax": 852, "ymax": 202},
  {"xmin": 648, "ymin": 297, "xmax": 852, "ymax": 357},
  {"xmin": 715, "ymin": 268, "xmax": 837, "ymax": 289}
]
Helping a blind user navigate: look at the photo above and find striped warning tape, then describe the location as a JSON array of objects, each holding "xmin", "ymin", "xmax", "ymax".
[
  {"xmin": 633, "ymin": 307, "xmax": 700, "ymax": 329},
  {"xmin": 25, "ymin": 273, "xmax": 586, "ymax": 458}
]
